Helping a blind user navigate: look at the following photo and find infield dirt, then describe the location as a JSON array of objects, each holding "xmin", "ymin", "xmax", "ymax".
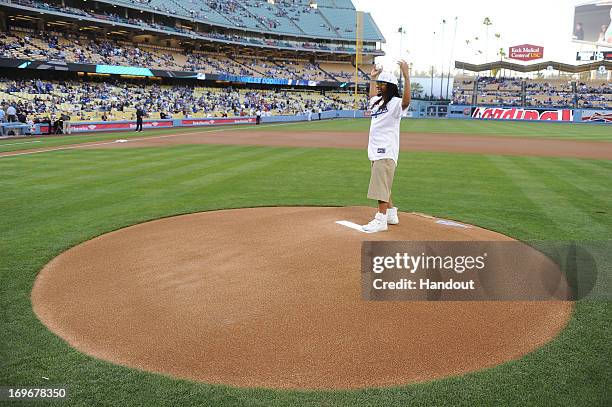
[
  {"xmin": 3, "ymin": 128, "xmax": 612, "ymax": 159},
  {"xmin": 32, "ymin": 206, "xmax": 573, "ymax": 390}
]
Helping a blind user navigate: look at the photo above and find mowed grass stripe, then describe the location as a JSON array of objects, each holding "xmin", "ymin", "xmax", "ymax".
[
  {"xmin": 95, "ymin": 147, "xmax": 310, "ymax": 211},
  {"xmin": 515, "ymin": 156, "xmax": 612, "ymax": 214},
  {"xmin": 523, "ymin": 157, "xmax": 612, "ymax": 202},
  {"xmin": 1, "ymin": 147, "xmax": 281, "ymax": 232},
  {"xmin": 2, "ymin": 147, "xmax": 313, "ymax": 253},
  {"xmin": 488, "ymin": 155, "xmax": 610, "ymax": 239},
  {"xmin": 136, "ymin": 146, "xmax": 297, "ymax": 188},
  {"xmin": 2, "ymin": 145, "xmax": 241, "ymax": 191},
  {"xmin": 0, "ymin": 146, "xmax": 233, "ymax": 213},
  {"xmin": 57, "ymin": 145, "xmax": 253, "ymax": 187},
  {"xmin": 178, "ymin": 147, "xmax": 310, "ymax": 187},
  {"xmin": 583, "ymin": 158, "xmax": 612, "ymax": 171},
  {"xmin": 3, "ymin": 146, "xmax": 294, "ymax": 255},
  {"xmin": 0, "ymin": 145, "xmax": 231, "ymax": 187},
  {"xmin": 390, "ymin": 152, "xmax": 549, "ymax": 238},
  {"xmin": 175, "ymin": 148, "xmax": 369, "ymax": 208},
  {"xmin": 559, "ymin": 159, "xmax": 612, "ymax": 184}
]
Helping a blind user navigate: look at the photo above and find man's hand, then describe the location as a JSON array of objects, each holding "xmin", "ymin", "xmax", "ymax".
[
  {"xmin": 370, "ymin": 65, "xmax": 383, "ymax": 79},
  {"xmin": 398, "ymin": 59, "xmax": 410, "ymax": 78}
]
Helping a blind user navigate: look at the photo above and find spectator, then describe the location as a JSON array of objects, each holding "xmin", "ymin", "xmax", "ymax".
[
  {"xmin": 6, "ymin": 104, "xmax": 17, "ymax": 122},
  {"xmin": 574, "ymin": 22, "xmax": 584, "ymax": 41},
  {"xmin": 0, "ymin": 104, "xmax": 5, "ymax": 136}
]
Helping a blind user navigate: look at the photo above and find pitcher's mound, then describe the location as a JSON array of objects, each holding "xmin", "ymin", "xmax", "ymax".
[{"xmin": 32, "ymin": 207, "xmax": 572, "ymax": 389}]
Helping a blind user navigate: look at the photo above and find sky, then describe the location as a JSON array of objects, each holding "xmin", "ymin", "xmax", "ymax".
[{"xmin": 351, "ymin": 0, "xmax": 611, "ymax": 75}]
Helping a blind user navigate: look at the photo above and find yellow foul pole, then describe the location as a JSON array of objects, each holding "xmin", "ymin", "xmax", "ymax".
[{"xmin": 354, "ymin": 11, "xmax": 364, "ymax": 117}]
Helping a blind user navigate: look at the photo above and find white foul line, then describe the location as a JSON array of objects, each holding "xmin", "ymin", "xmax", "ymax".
[{"xmin": 0, "ymin": 140, "xmax": 42, "ymax": 146}]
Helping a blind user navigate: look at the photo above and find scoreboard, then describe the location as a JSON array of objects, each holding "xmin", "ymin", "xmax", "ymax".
[{"xmin": 576, "ymin": 51, "xmax": 612, "ymax": 61}]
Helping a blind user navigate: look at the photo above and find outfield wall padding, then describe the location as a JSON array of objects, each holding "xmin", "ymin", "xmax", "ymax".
[
  {"xmin": 27, "ymin": 110, "xmax": 370, "ymax": 135},
  {"xmin": 24, "ymin": 106, "xmax": 611, "ymax": 136},
  {"xmin": 448, "ymin": 105, "xmax": 611, "ymax": 124}
]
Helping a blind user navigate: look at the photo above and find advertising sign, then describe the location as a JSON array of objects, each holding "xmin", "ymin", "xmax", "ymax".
[
  {"xmin": 508, "ymin": 44, "xmax": 544, "ymax": 61},
  {"xmin": 70, "ymin": 120, "xmax": 173, "ymax": 133},
  {"xmin": 581, "ymin": 110, "xmax": 612, "ymax": 123},
  {"xmin": 181, "ymin": 118, "xmax": 256, "ymax": 126},
  {"xmin": 576, "ymin": 51, "xmax": 605, "ymax": 61},
  {"xmin": 472, "ymin": 107, "xmax": 573, "ymax": 122}
]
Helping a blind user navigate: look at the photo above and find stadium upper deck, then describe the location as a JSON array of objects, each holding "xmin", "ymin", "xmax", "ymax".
[
  {"xmin": 103, "ymin": 0, "xmax": 384, "ymax": 40},
  {"xmin": 0, "ymin": 0, "xmax": 384, "ymax": 56}
]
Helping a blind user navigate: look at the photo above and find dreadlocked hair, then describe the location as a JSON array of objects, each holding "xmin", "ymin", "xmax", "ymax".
[{"xmin": 371, "ymin": 82, "xmax": 400, "ymax": 112}]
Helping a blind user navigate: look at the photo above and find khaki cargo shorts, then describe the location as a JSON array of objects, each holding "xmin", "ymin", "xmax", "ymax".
[{"xmin": 367, "ymin": 158, "xmax": 396, "ymax": 202}]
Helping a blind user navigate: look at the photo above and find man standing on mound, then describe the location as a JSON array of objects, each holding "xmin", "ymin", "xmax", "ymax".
[{"xmin": 363, "ymin": 60, "xmax": 411, "ymax": 233}]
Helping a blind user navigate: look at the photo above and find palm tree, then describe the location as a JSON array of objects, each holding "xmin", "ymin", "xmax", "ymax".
[
  {"xmin": 411, "ymin": 82, "xmax": 424, "ymax": 98},
  {"xmin": 498, "ymin": 47, "xmax": 507, "ymax": 77},
  {"xmin": 494, "ymin": 33, "xmax": 502, "ymax": 60},
  {"xmin": 483, "ymin": 17, "xmax": 492, "ymax": 63}
]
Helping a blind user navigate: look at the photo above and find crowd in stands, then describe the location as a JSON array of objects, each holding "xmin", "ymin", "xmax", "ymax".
[
  {"xmin": 281, "ymin": 1, "xmax": 336, "ymax": 34},
  {"xmin": 452, "ymin": 76, "xmax": 611, "ymax": 109},
  {"xmin": 7, "ymin": 0, "xmax": 379, "ymax": 54},
  {"xmin": 0, "ymin": 78, "xmax": 368, "ymax": 129},
  {"xmin": 0, "ymin": 30, "xmax": 370, "ymax": 82},
  {"xmin": 185, "ymin": 53, "xmax": 253, "ymax": 76}
]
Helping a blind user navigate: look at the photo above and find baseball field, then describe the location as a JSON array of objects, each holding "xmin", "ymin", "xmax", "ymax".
[{"xmin": 1, "ymin": 118, "xmax": 610, "ymax": 406}]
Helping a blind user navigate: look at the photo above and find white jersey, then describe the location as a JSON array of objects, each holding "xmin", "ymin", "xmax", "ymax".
[{"xmin": 367, "ymin": 96, "xmax": 404, "ymax": 163}]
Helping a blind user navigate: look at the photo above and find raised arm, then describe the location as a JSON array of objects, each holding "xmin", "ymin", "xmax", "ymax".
[
  {"xmin": 398, "ymin": 60, "xmax": 411, "ymax": 110},
  {"xmin": 369, "ymin": 65, "xmax": 383, "ymax": 99}
]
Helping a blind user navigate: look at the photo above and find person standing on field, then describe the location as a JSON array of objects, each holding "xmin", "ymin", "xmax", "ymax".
[
  {"xmin": 0, "ymin": 105, "xmax": 5, "ymax": 137},
  {"xmin": 362, "ymin": 60, "xmax": 411, "ymax": 233},
  {"xmin": 135, "ymin": 105, "xmax": 146, "ymax": 132}
]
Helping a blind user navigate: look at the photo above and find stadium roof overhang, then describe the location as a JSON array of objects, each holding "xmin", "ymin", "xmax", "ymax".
[{"xmin": 455, "ymin": 60, "xmax": 612, "ymax": 73}]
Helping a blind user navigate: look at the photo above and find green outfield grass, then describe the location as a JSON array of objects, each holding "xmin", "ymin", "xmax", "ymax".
[
  {"xmin": 1, "ymin": 136, "xmax": 611, "ymax": 405},
  {"xmin": 264, "ymin": 118, "xmax": 612, "ymax": 141},
  {"xmin": 1, "ymin": 118, "xmax": 611, "ymax": 154}
]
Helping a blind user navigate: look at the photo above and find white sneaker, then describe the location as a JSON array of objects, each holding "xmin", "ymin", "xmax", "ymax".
[
  {"xmin": 362, "ymin": 212, "xmax": 388, "ymax": 233},
  {"xmin": 387, "ymin": 207, "xmax": 399, "ymax": 225}
]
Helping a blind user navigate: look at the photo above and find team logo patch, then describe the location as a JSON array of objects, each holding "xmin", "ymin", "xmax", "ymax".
[{"xmin": 371, "ymin": 107, "xmax": 389, "ymax": 118}]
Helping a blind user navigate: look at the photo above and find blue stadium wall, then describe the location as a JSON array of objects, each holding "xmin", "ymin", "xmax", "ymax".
[
  {"xmin": 14, "ymin": 106, "xmax": 611, "ymax": 136},
  {"xmin": 22, "ymin": 110, "xmax": 367, "ymax": 135}
]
